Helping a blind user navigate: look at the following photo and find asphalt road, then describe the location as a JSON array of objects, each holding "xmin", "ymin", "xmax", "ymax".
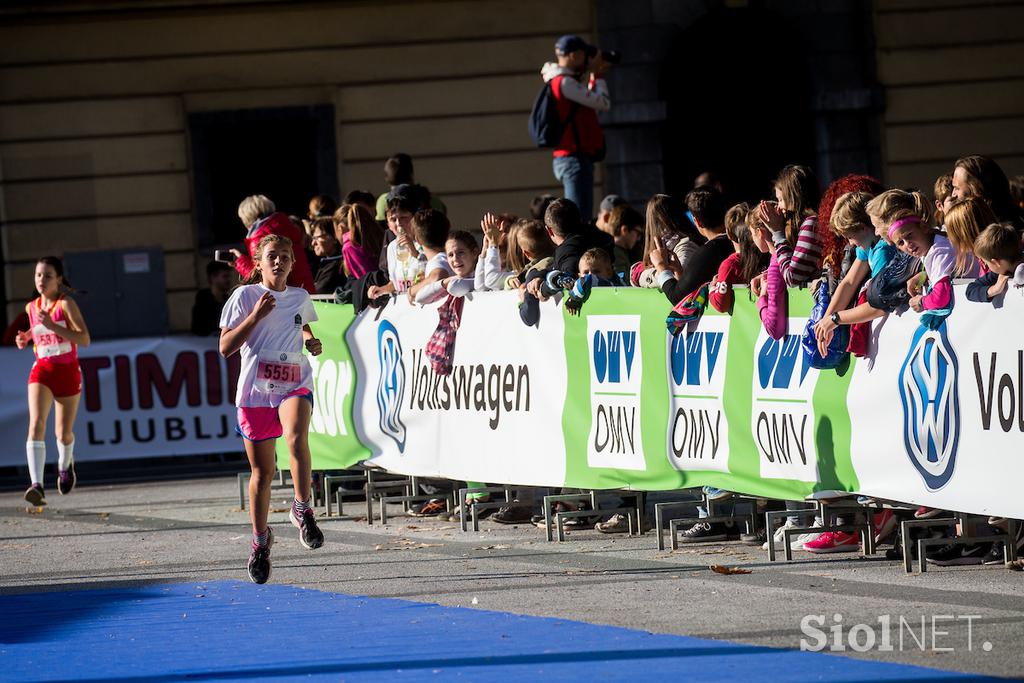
[{"xmin": 1, "ymin": 475, "xmax": 1021, "ymax": 679}]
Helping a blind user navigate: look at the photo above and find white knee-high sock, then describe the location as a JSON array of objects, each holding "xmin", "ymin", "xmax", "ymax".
[
  {"xmin": 57, "ymin": 438, "xmax": 74, "ymax": 471},
  {"xmin": 26, "ymin": 441, "xmax": 45, "ymax": 486}
]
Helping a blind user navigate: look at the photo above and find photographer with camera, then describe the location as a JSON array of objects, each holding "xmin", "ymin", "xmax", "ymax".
[{"xmin": 539, "ymin": 35, "xmax": 615, "ymax": 222}]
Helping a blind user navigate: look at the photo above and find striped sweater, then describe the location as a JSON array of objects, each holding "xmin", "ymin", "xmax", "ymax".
[{"xmin": 771, "ymin": 216, "xmax": 823, "ymax": 287}]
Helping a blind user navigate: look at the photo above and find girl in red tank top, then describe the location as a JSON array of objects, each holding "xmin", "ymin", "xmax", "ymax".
[{"xmin": 13, "ymin": 257, "xmax": 91, "ymax": 507}]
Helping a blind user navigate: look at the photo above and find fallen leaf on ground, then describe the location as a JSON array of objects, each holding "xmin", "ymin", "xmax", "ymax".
[
  {"xmin": 473, "ymin": 544, "xmax": 511, "ymax": 550},
  {"xmin": 97, "ymin": 512, "xmax": 110, "ymax": 519},
  {"xmin": 270, "ymin": 507, "xmax": 290, "ymax": 513},
  {"xmin": 709, "ymin": 565, "xmax": 752, "ymax": 575}
]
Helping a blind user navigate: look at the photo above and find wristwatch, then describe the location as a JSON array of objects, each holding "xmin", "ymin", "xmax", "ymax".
[{"xmin": 830, "ymin": 312, "xmax": 841, "ymax": 325}]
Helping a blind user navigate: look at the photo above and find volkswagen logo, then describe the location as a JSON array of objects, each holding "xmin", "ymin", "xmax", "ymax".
[
  {"xmin": 376, "ymin": 320, "xmax": 407, "ymax": 453},
  {"xmin": 898, "ymin": 323, "xmax": 960, "ymax": 490}
]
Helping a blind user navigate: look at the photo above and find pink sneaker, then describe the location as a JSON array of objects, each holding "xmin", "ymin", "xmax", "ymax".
[{"xmin": 803, "ymin": 531, "xmax": 860, "ymax": 554}]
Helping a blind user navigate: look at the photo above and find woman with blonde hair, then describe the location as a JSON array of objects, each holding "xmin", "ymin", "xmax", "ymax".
[{"xmin": 229, "ymin": 194, "xmax": 316, "ymax": 293}]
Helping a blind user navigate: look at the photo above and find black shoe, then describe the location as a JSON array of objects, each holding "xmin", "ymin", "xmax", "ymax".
[
  {"xmin": 24, "ymin": 483, "xmax": 46, "ymax": 507},
  {"xmin": 926, "ymin": 541, "xmax": 988, "ymax": 566},
  {"xmin": 491, "ymin": 503, "xmax": 534, "ymax": 525},
  {"xmin": 57, "ymin": 463, "xmax": 76, "ymax": 495},
  {"xmin": 740, "ymin": 527, "xmax": 767, "ymax": 546},
  {"xmin": 247, "ymin": 527, "xmax": 274, "ymax": 584},
  {"xmin": 678, "ymin": 521, "xmax": 727, "ymax": 543},
  {"xmin": 290, "ymin": 508, "xmax": 324, "ymax": 550}
]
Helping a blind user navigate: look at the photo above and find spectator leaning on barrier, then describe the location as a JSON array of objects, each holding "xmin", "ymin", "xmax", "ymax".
[
  {"xmin": 191, "ymin": 260, "xmax": 235, "ymax": 336},
  {"xmin": 651, "ymin": 186, "xmax": 734, "ymax": 305},
  {"xmin": 230, "ymin": 195, "xmax": 316, "ymax": 294},
  {"xmin": 309, "ymin": 218, "xmax": 347, "ymax": 295},
  {"xmin": 541, "ymin": 35, "xmax": 611, "ymax": 222}
]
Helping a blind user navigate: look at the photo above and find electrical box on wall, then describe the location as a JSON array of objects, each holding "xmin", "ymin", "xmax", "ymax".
[{"xmin": 63, "ymin": 248, "xmax": 169, "ymax": 339}]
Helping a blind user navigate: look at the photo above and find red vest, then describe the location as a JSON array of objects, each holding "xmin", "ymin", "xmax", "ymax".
[{"xmin": 550, "ymin": 75, "xmax": 605, "ymax": 158}]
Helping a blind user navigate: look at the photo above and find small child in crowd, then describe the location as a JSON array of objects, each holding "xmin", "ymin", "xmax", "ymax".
[
  {"xmin": 407, "ymin": 209, "xmax": 453, "ymax": 301},
  {"xmin": 966, "ymin": 222, "xmax": 1024, "ymax": 302},
  {"xmin": 710, "ymin": 202, "xmax": 768, "ymax": 313}
]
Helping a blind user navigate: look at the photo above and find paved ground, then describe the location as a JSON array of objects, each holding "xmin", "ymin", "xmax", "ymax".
[{"xmin": 0, "ymin": 475, "xmax": 1021, "ymax": 680}]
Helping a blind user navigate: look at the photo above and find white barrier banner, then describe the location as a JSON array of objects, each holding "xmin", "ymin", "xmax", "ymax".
[
  {"xmin": 346, "ymin": 291, "xmax": 568, "ymax": 486},
  {"xmin": 0, "ymin": 337, "xmax": 239, "ymax": 466}
]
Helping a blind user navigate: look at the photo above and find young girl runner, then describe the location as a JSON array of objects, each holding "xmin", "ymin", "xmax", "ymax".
[
  {"xmin": 219, "ymin": 234, "xmax": 324, "ymax": 584},
  {"xmin": 14, "ymin": 257, "xmax": 90, "ymax": 506}
]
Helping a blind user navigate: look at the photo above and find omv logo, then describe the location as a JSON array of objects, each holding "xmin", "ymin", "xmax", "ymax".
[
  {"xmin": 376, "ymin": 320, "xmax": 407, "ymax": 453},
  {"xmin": 593, "ymin": 329, "xmax": 637, "ymax": 384},
  {"xmin": 671, "ymin": 331, "xmax": 723, "ymax": 387},
  {"xmin": 758, "ymin": 335, "xmax": 810, "ymax": 390},
  {"xmin": 898, "ymin": 324, "xmax": 960, "ymax": 490}
]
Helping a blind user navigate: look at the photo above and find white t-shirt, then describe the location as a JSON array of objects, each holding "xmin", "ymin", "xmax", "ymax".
[
  {"xmin": 220, "ymin": 284, "xmax": 317, "ymax": 408},
  {"xmin": 923, "ymin": 234, "xmax": 981, "ymax": 280},
  {"xmin": 424, "ymin": 252, "xmax": 453, "ymax": 278}
]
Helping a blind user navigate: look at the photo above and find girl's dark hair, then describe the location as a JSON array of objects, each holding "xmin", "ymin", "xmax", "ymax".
[
  {"xmin": 642, "ymin": 194, "xmax": 700, "ymax": 266},
  {"xmin": 37, "ymin": 256, "xmax": 75, "ymax": 292},
  {"xmin": 335, "ymin": 203, "xmax": 386, "ymax": 266},
  {"xmin": 774, "ymin": 165, "xmax": 821, "ymax": 242}
]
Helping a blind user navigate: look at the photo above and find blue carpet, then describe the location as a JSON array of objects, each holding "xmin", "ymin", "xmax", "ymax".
[{"xmin": 0, "ymin": 581, "xmax": 999, "ymax": 682}]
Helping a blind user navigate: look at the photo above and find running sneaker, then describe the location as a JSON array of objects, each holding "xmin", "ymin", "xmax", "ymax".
[
  {"xmin": 926, "ymin": 542, "xmax": 988, "ymax": 566},
  {"xmin": 763, "ymin": 519, "xmax": 799, "ymax": 551},
  {"xmin": 407, "ymin": 499, "xmax": 447, "ymax": 517},
  {"xmin": 290, "ymin": 507, "xmax": 324, "ymax": 550},
  {"xmin": 803, "ymin": 531, "xmax": 860, "ymax": 554},
  {"xmin": 678, "ymin": 521, "xmax": 727, "ymax": 543},
  {"xmin": 595, "ymin": 513, "xmax": 631, "ymax": 534},
  {"xmin": 740, "ymin": 526, "xmax": 767, "ymax": 546},
  {"xmin": 247, "ymin": 527, "xmax": 274, "ymax": 584},
  {"xmin": 702, "ymin": 486, "xmax": 733, "ymax": 502},
  {"xmin": 57, "ymin": 463, "xmax": 76, "ymax": 496},
  {"xmin": 490, "ymin": 503, "xmax": 534, "ymax": 525},
  {"xmin": 24, "ymin": 483, "xmax": 46, "ymax": 507},
  {"xmin": 794, "ymin": 531, "xmax": 823, "ymax": 549}
]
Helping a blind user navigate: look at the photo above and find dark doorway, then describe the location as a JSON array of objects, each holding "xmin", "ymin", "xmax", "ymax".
[
  {"xmin": 189, "ymin": 105, "xmax": 338, "ymax": 249},
  {"xmin": 660, "ymin": 7, "xmax": 816, "ymax": 205}
]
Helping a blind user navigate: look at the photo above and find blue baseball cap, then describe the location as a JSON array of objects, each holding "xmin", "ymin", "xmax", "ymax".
[{"xmin": 555, "ymin": 34, "xmax": 597, "ymax": 57}]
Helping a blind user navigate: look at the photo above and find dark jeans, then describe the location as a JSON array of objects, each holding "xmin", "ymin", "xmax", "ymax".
[{"xmin": 553, "ymin": 154, "xmax": 594, "ymax": 222}]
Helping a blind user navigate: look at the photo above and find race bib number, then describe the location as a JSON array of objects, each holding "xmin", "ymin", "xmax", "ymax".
[
  {"xmin": 33, "ymin": 323, "xmax": 72, "ymax": 359},
  {"xmin": 254, "ymin": 350, "xmax": 303, "ymax": 395}
]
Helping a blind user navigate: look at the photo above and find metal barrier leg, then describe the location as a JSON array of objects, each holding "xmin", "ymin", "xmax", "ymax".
[{"xmin": 238, "ymin": 472, "xmax": 250, "ymax": 510}]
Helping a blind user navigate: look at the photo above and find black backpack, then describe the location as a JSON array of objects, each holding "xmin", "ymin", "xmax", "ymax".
[{"xmin": 528, "ymin": 79, "xmax": 579, "ymax": 148}]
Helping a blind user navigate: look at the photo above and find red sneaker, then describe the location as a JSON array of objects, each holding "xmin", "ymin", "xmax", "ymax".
[{"xmin": 803, "ymin": 531, "xmax": 860, "ymax": 554}]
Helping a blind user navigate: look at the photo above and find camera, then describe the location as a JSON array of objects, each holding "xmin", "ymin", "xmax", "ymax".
[
  {"xmin": 214, "ymin": 249, "xmax": 237, "ymax": 264},
  {"xmin": 600, "ymin": 49, "xmax": 621, "ymax": 64}
]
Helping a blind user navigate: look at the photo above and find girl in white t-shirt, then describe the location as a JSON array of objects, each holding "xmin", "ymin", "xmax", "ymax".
[{"xmin": 219, "ymin": 234, "xmax": 324, "ymax": 584}]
